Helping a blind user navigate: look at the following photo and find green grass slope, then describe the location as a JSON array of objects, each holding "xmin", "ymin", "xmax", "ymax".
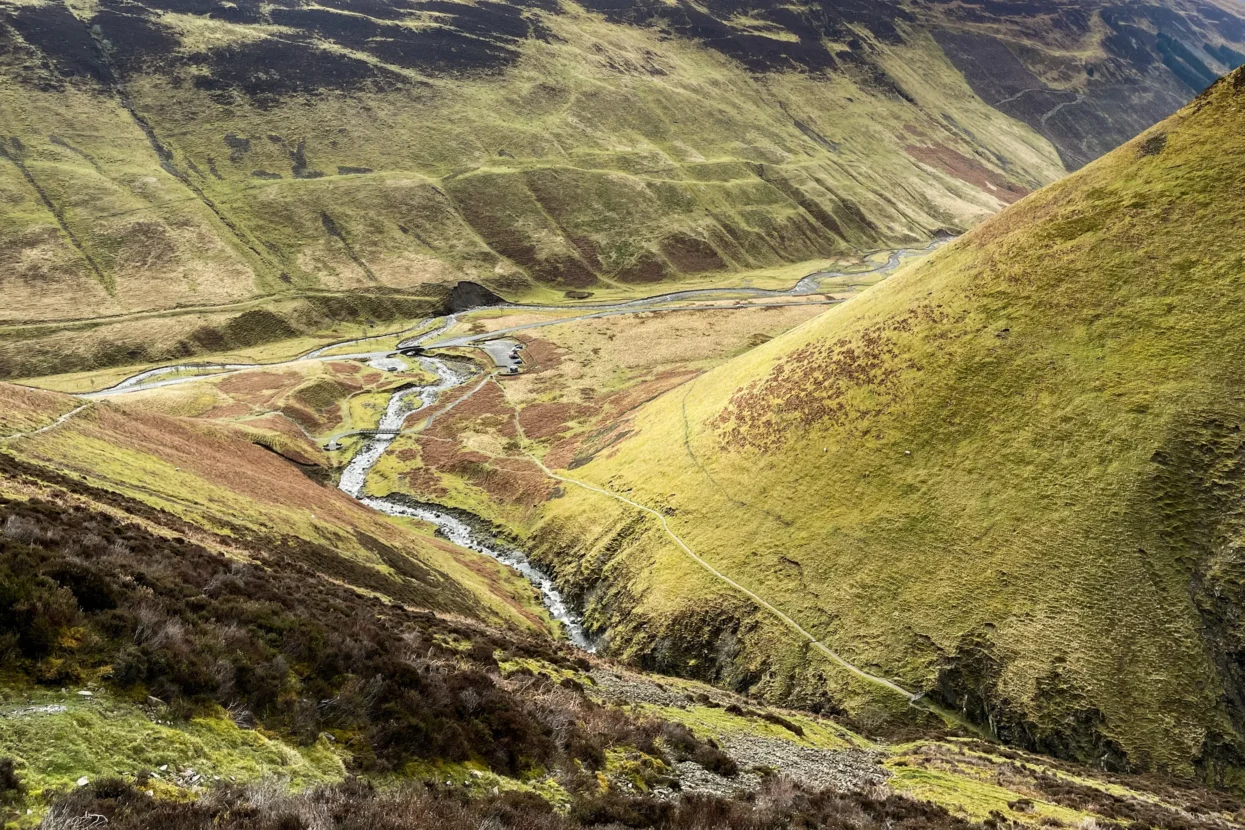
[
  {"xmin": 2, "ymin": 0, "xmax": 1242, "ymax": 377},
  {"xmin": 8, "ymin": 385, "xmax": 1241, "ymax": 830},
  {"xmin": 527, "ymin": 67, "xmax": 1245, "ymax": 785}
]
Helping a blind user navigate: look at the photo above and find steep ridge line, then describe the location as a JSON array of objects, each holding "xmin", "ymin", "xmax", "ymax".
[{"xmin": 492, "ymin": 377, "xmax": 930, "ymax": 706}]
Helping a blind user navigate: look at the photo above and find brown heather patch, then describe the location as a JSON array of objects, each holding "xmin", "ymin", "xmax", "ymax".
[
  {"xmin": 614, "ymin": 251, "xmax": 671, "ymax": 283},
  {"xmin": 241, "ymin": 413, "xmax": 315, "ymax": 447},
  {"xmin": 217, "ymin": 370, "xmax": 301, "ymax": 395},
  {"xmin": 532, "ymin": 372, "xmax": 695, "ymax": 469},
  {"xmin": 518, "ymin": 402, "xmax": 594, "ymax": 441},
  {"xmin": 601, "ymin": 369, "xmax": 700, "ymax": 420},
  {"xmin": 0, "ymin": 383, "xmax": 80, "ymax": 434},
  {"xmin": 467, "ymin": 461, "xmax": 554, "ymax": 508},
  {"xmin": 401, "ymin": 464, "xmax": 450, "ymax": 498},
  {"xmin": 328, "ymin": 360, "xmax": 364, "ymax": 376},
  {"xmin": 417, "ymin": 437, "xmax": 553, "ymax": 507},
  {"xmin": 201, "ymin": 401, "xmax": 252, "ymax": 419},
  {"xmin": 425, "ymin": 381, "xmax": 517, "ymax": 441},
  {"xmin": 23, "ymin": 404, "xmax": 365, "ymax": 529},
  {"xmin": 411, "ymin": 436, "xmax": 482, "ymax": 471},
  {"xmin": 291, "ymin": 377, "xmax": 360, "ymax": 418},
  {"xmin": 661, "ymin": 232, "xmax": 728, "ymax": 273},
  {"xmin": 708, "ymin": 305, "xmax": 950, "ymax": 454},
  {"xmin": 540, "ymin": 371, "xmax": 695, "ymax": 467},
  {"xmin": 279, "ymin": 401, "xmax": 329, "ymax": 434},
  {"xmin": 546, "ymin": 421, "xmax": 635, "ymax": 471},
  {"xmin": 518, "ymin": 337, "xmax": 568, "ymax": 374},
  {"xmin": 906, "ymin": 144, "xmax": 1028, "ymax": 204},
  {"xmin": 543, "ymin": 439, "xmax": 577, "ymax": 471}
]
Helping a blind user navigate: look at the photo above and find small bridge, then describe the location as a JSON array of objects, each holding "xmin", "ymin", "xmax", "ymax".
[{"xmin": 323, "ymin": 429, "xmax": 404, "ymax": 450}]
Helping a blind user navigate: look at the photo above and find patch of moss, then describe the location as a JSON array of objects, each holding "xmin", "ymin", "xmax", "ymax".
[{"xmin": 0, "ymin": 694, "xmax": 344, "ymax": 824}]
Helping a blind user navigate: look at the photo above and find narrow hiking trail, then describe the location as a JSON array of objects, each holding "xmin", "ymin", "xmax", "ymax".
[
  {"xmin": 501, "ymin": 384, "xmax": 982, "ymax": 733},
  {"xmin": 491, "ymin": 378, "xmax": 929, "ymax": 706},
  {"xmin": 0, "ymin": 403, "xmax": 92, "ymax": 443}
]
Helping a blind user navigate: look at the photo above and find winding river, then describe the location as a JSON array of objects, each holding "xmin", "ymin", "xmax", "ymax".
[
  {"xmin": 326, "ymin": 320, "xmax": 597, "ymax": 649},
  {"xmin": 74, "ymin": 239, "xmax": 948, "ymax": 650}
]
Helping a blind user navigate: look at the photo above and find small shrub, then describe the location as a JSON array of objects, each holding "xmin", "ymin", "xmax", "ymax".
[
  {"xmin": 760, "ymin": 711, "xmax": 804, "ymax": 737},
  {"xmin": 567, "ymin": 727, "xmax": 607, "ymax": 771},
  {"xmin": 661, "ymin": 722, "xmax": 699, "ymax": 758},
  {"xmin": 570, "ymin": 791, "xmax": 674, "ymax": 828},
  {"xmin": 692, "ymin": 742, "xmax": 738, "ymax": 778},
  {"xmin": 1139, "ymin": 134, "xmax": 1168, "ymax": 157},
  {"xmin": 0, "ymin": 758, "xmax": 23, "ymax": 804},
  {"xmin": 1008, "ymin": 797, "xmax": 1035, "ymax": 813}
]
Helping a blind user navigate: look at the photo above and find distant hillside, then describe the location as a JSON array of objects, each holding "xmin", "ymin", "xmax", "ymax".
[
  {"xmin": 1, "ymin": 0, "xmax": 1243, "ymax": 376},
  {"xmin": 529, "ymin": 66, "xmax": 1245, "ymax": 786}
]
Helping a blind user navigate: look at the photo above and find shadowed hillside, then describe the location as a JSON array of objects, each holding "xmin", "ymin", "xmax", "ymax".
[
  {"xmin": 1, "ymin": 0, "xmax": 1242, "ymax": 377},
  {"xmin": 526, "ymin": 65, "xmax": 1245, "ymax": 787}
]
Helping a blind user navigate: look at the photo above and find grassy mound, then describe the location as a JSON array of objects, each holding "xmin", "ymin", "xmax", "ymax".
[{"xmin": 529, "ymin": 68, "xmax": 1245, "ymax": 784}]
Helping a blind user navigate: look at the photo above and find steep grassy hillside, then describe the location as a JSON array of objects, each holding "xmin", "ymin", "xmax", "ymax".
[
  {"xmin": 3, "ymin": 414, "xmax": 1243, "ymax": 828},
  {"xmin": 524, "ymin": 67, "xmax": 1245, "ymax": 786},
  {"xmin": 2, "ymin": 0, "xmax": 1242, "ymax": 377}
]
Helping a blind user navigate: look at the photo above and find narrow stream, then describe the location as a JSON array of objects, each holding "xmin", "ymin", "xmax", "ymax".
[
  {"xmin": 336, "ymin": 357, "xmax": 468, "ymax": 499},
  {"xmin": 333, "ymin": 325, "xmax": 596, "ymax": 651},
  {"xmin": 361, "ymin": 496, "xmax": 594, "ymax": 651}
]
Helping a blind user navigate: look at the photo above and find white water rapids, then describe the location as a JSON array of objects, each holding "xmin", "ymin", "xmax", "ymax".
[{"xmin": 360, "ymin": 496, "xmax": 593, "ymax": 651}]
